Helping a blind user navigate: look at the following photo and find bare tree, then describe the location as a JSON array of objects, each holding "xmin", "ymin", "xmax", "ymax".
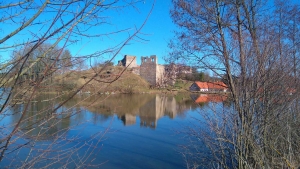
[
  {"xmin": 170, "ymin": 0, "xmax": 300, "ymax": 168},
  {"xmin": 0, "ymin": 0, "xmax": 154, "ymax": 168}
]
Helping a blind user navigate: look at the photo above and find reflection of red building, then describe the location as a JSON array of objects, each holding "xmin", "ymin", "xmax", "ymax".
[
  {"xmin": 195, "ymin": 95, "xmax": 209, "ymax": 103},
  {"xmin": 194, "ymin": 94, "xmax": 227, "ymax": 103}
]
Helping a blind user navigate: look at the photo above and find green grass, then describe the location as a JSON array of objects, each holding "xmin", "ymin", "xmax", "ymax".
[{"xmin": 173, "ymin": 79, "xmax": 193, "ymax": 91}]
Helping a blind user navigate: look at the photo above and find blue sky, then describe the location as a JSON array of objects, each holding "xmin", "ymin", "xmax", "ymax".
[
  {"xmin": 2, "ymin": 0, "xmax": 299, "ymax": 67},
  {"xmin": 52, "ymin": 0, "xmax": 300, "ymax": 66},
  {"xmin": 68, "ymin": 0, "xmax": 176, "ymax": 66},
  {"xmin": 118, "ymin": 0, "xmax": 175, "ymax": 65},
  {"xmin": 0, "ymin": 0, "xmax": 175, "ymax": 66}
]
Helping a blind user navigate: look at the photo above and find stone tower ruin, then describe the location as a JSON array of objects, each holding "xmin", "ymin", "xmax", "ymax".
[
  {"xmin": 140, "ymin": 55, "xmax": 165, "ymax": 86},
  {"xmin": 117, "ymin": 55, "xmax": 137, "ymax": 68}
]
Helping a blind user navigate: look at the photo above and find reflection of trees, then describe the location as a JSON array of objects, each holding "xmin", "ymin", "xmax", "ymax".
[
  {"xmin": 79, "ymin": 94, "xmax": 156, "ymax": 116},
  {"xmin": 92, "ymin": 113, "xmax": 112, "ymax": 124},
  {"xmin": 11, "ymin": 94, "xmax": 71, "ymax": 141},
  {"xmin": 1, "ymin": 94, "xmax": 84, "ymax": 168}
]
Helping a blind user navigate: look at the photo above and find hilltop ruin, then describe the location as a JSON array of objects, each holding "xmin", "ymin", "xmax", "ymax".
[{"xmin": 118, "ymin": 55, "xmax": 192, "ymax": 87}]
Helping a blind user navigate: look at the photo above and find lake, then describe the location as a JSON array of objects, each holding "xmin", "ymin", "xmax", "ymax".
[{"xmin": 0, "ymin": 93, "xmax": 228, "ymax": 168}]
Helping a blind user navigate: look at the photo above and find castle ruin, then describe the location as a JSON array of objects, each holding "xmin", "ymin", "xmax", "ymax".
[
  {"xmin": 118, "ymin": 54, "xmax": 192, "ymax": 87},
  {"xmin": 118, "ymin": 55, "xmax": 165, "ymax": 86},
  {"xmin": 140, "ymin": 55, "xmax": 165, "ymax": 86},
  {"xmin": 117, "ymin": 55, "xmax": 137, "ymax": 68}
]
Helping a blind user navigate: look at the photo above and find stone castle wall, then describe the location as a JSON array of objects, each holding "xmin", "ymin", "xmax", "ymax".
[
  {"xmin": 140, "ymin": 55, "xmax": 160, "ymax": 86},
  {"xmin": 118, "ymin": 55, "xmax": 137, "ymax": 68},
  {"xmin": 118, "ymin": 54, "xmax": 165, "ymax": 86},
  {"xmin": 156, "ymin": 64, "xmax": 165, "ymax": 85}
]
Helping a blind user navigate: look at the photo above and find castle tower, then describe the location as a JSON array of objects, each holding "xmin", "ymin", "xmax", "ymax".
[
  {"xmin": 140, "ymin": 55, "xmax": 165, "ymax": 86},
  {"xmin": 118, "ymin": 55, "xmax": 137, "ymax": 68}
]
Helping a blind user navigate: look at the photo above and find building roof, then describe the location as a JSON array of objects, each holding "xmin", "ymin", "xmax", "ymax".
[
  {"xmin": 195, "ymin": 81, "xmax": 208, "ymax": 89},
  {"xmin": 193, "ymin": 81, "xmax": 227, "ymax": 90},
  {"xmin": 207, "ymin": 82, "xmax": 227, "ymax": 89}
]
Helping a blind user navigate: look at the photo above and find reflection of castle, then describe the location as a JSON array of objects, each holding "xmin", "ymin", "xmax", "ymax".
[
  {"xmin": 120, "ymin": 114, "xmax": 136, "ymax": 126},
  {"xmin": 83, "ymin": 94, "xmax": 193, "ymax": 129},
  {"xmin": 119, "ymin": 95, "xmax": 178, "ymax": 129},
  {"xmin": 139, "ymin": 95, "xmax": 177, "ymax": 129}
]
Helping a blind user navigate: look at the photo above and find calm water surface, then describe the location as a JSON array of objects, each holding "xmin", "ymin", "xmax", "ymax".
[{"xmin": 0, "ymin": 93, "xmax": 227, "ymax": 168}]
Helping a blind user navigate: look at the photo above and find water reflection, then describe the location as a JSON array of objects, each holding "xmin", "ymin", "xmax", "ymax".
[
  {"xmin": 8, "ymin": 93, "xmax": 228, "ymax": 140},
  {"xmin": 2, "ymin": 93, "xmax": 228, "ymax": 168},
  {"xmin": 120, "ymin": 114, "xmax": 136, "ymax": 126},
  {"xmin": 9, "ymin": 94, "xmax": 197, "ymax": 141},
  {"xmin": 191, "ymin": 94, "xmax": 227, "ymax": 103},
  {"xmin": 10, "ymin": 94, "xmax": 72, "ymax": 141},
  {"xmin": 74, "ymin": 94, "xmax": 195, "ymax": 129}
]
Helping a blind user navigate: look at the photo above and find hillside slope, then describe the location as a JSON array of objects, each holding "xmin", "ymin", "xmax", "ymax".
[{"xmin": 54, "ymin": 66, "xmax": 150, "ymax": 94}]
